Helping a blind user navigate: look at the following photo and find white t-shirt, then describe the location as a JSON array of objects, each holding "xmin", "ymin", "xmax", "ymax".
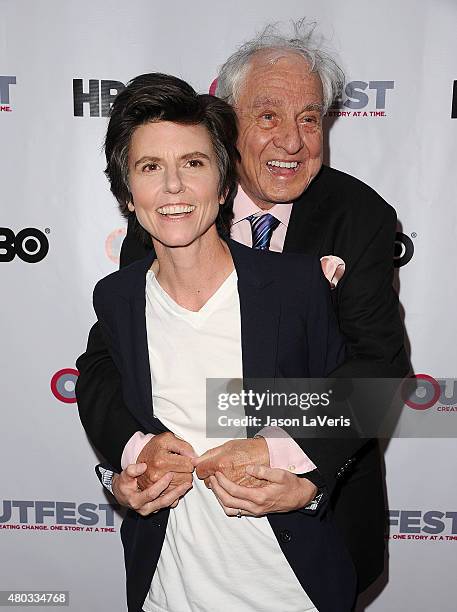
[{"xmin": 142, "ymin": 269, "xmax": 317, "ymax": 612}]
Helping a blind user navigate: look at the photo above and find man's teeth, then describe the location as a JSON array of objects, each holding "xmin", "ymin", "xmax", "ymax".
[
  {"xmin": 267, "ymin": 161, "xmax": 298, "ymax": 169},
  {"xmin": 157, "ymin": 204, "xmax": 196, "ymax": 215}
]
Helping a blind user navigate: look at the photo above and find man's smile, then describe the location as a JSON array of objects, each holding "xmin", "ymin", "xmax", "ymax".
[{"xmin": 266, "ymin": 160, "xmax": 301, "ymax": 177}]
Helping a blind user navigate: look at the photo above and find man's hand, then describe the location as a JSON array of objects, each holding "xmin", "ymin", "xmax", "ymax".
[
  {"xmin": 208, "ymin": 464, "xmax": 318, "ymax": 517},
  {"xmin": 136, "ymin": 431, "xmax": 197, "ymax": 493},
  {"xmin": 194, "ymin": 438, "xmax": 270, "ymax": 487},
  {"xmin": 112, "ymin": 463, "xmax": 192, "ymax": 516}
]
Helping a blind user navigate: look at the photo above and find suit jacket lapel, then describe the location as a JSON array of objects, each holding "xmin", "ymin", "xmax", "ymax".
[
  {"xmin": 226, "ymin": 240, "xmax": 280, "ymax": 381},
  {"xmin": 117, "ymin": 252, "xmax": 166, "ymax": 431},
  {"xmin": 128, "ymin": 292, "xmax": 158, "ymax": 428},
  {"xmin": 283, "ymin": 165, "xmax": 330, "ymax": 256}
]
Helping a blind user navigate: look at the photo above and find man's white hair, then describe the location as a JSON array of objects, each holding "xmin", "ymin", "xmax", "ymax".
[{"xmin": 216, "ymin": 19, "xmax": 344, "ymax": 114}]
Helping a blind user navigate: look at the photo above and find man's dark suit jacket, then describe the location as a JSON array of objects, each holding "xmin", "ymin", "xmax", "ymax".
[
  {"xmin": 76, "ymin": 165, "xmax": 410, "ymax": 597},
  {"xmin": 90, "ymin": 238, "xmax": 357, "ymax": 612}
]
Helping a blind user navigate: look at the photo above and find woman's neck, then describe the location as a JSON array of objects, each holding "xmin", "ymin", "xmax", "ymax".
[{"xmin": 151, "ymin": 230, "xmax": 234, "ymax": 311}]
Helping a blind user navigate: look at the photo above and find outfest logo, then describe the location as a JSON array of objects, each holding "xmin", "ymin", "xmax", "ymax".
[
  {"xmin": 389, "ymin": 509, "xmax": 457, "ymax": 542},
  {"xmin": 0, "ymin": 76, "xmax": 16, "ymax": 112},
  {"xmin": 50, "ymin": 369, "xmax": 79, "ymax": 404},
  {"xmin": 0, "ymin": 499, "xmax": 117, "ymax": 534},
  {"xmin": 327, "ymin": 80, "xmax": 395, "ymax": 119},
  {"xmin": 105, "ymin": 227, "xmax": 127, "ymax": 264},
  {"xmin": 402, "ymin": 375, "xmax": 457, "ymax": 413}
]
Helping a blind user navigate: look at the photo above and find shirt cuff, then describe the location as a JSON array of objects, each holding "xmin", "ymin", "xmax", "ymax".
[
  {"xmin": 96, "ymin": 466, "xmax": 115, "ymax": 495},
  {"xmin": 121, "ymin": 431, "xmax": 154, "ymax": 469},
  {"xmin": 256, "ymin": 426, "xmax": 317, "ymax": 473}
]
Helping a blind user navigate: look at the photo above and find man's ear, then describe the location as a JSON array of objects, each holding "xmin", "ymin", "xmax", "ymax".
[{"xmin": 127, "ymin": 201, "xmax": 135, "ymax": 212}]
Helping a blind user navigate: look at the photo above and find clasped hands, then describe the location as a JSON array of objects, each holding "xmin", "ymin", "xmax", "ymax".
[{"xmin": 112, "ymin": 432, "xmax": 317, "ymax": 517}]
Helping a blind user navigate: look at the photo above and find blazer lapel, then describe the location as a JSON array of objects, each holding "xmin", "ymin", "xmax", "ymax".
[
  {"xmin": 116, "ymin": 252, "xmax": 167, "ymax": 431},
  {"xmin": 128, "ymin": 293, "xmax": 158, "ymax": 428},
  {"xmin": 283, "ymin": 165, "xmax": 330, "ymax": 256},
  {"xmin": 226, "ymin": 240, "xmax": 280, "ymax": 381}
]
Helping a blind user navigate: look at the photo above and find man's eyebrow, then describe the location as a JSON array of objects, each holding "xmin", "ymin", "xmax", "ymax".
[
  {"xmin": 302, "ymin": 103, "xmax": 324, "ymax": 113},
  {"xmin": 252, "ymin": 97, "xmax": 282, "ymax": 108},
  {"xmin": 251, "ymin": 100, "xmax": 324, "ymax": 113}
]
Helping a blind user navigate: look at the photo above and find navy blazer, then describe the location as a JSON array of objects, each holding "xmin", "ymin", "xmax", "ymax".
[{"xmin": 92, "ymin": 238, "xmax": 356, "ymax": 612}]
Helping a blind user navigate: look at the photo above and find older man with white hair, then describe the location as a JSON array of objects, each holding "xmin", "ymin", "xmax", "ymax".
[{"xmin": 77, "ymin": 19, "xmax": 409, "ymax": 612}]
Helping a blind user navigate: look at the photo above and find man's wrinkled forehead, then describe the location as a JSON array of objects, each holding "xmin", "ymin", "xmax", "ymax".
[
  {"xmin": 251, "ymin": 96, "xmax": 323, "ymax": 114},
  {"xmin": 237, "ymin": 50, "xmax": 323, "ymax": 108}
]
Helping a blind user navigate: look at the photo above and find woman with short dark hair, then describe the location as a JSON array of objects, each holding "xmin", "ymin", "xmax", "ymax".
[
  {"xmin": 104, "ymin": 72, "xmax": 239, "ymax": 244},
  {"xmin": 85, "ymin": 73, "xmax": 352, "ymax": 612}
]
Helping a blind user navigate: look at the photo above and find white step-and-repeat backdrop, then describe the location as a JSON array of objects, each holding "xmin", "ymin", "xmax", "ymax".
[{"xmin": 1, "ymin": 1, "xmax": 456, "ymax": 610}]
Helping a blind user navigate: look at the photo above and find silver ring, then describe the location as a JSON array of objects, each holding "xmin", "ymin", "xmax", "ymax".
[{"xmin": 236, "ymin": 509, "xmax": 242, "ymax": 518}]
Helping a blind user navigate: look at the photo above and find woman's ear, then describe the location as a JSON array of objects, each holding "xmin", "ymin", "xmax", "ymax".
[
  {"xmin": 127, "ymin": 201, "xmax": 135, "ymax": 212},
  {"xmin": 219, "ymin": 189, "xmax": 229, "ymax": 205}
]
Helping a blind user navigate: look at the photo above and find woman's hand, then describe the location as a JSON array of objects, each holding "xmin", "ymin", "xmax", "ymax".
[{"xmin": 112, "ymin": 462, "xmax": 192, "ymax": 516}]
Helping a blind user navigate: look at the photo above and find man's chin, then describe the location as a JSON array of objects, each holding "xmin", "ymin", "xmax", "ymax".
[
  {"xmin": 263, "ymin": 186, "xmax": 310, "ymax": 205},
  {"xmin": 259, "ymin": 173, "xmax": 320, "ymax": 205}
]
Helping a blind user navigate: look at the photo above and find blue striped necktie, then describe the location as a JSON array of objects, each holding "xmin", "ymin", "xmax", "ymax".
[{"xmin": 247, "ymin": 213, "xmax": 280, "ymax": 250}]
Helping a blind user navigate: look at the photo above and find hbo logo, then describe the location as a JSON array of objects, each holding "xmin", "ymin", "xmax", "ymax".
[{"xmin": 0, "ymin": 227, "xmax": 49, "ymax": 263}]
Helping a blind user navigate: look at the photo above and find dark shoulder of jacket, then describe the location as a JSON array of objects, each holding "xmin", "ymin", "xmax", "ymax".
[
  {"xmin": 320, "ymin": 165, "xmax": 397, "ymax": 223},
  {"xmin": 120, "ymin": 214, "xmax": 153, "ymax": 268},
  {"xmin": 93, "ymin": 254, "xmax": 152, "ymax": 310}
]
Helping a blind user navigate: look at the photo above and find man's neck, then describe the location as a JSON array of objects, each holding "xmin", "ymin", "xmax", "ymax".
[{"xmin": 238, "ymin": 185, "xmax": 275, "ymax": 210}]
